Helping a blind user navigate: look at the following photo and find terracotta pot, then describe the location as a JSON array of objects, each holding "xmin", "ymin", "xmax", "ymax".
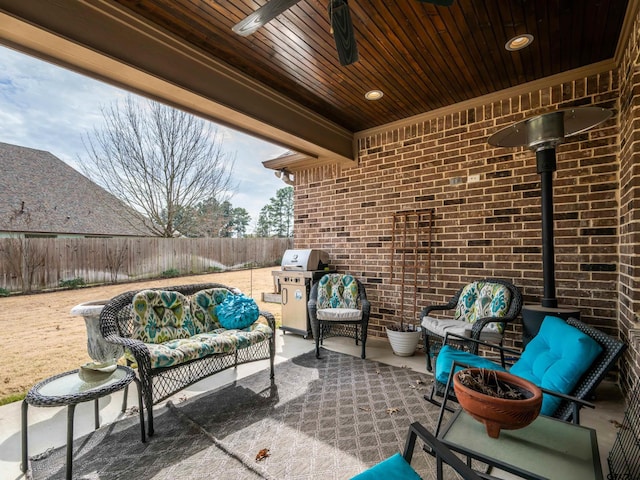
[{"xmin": 453, "ymin": 368, "xmax": 542, "ymax": 438}]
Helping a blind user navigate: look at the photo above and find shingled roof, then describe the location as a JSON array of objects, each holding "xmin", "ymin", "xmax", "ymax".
[{"xmin": 0, "ymin": 142, "xmax": 150, "ymax": 237}]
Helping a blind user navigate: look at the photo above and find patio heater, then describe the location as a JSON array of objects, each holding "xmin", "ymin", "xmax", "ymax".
[{"xmin": 488, "ymin": 106, "xmax": 612, "ymax": 345}]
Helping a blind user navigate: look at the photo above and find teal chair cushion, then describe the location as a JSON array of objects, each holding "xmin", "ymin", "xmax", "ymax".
[
  {"xmin": 350, "ymin": 453, "xmax": 422, "ymax": 480},
  {"xmin": 435, "ymin": 315, "xmax": 603, "ymax": 417},
  {"xmin": 510, "ymin": 315, "xmax": 602, "ymax": 415},
  {"xmin": 435, "ymin": 345, "xmax": 507, "ymax": 384}
]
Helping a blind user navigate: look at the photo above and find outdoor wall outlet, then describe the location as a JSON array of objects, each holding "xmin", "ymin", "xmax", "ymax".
[{"xmin": 468, "ymin": 174, "xmax": 480, "ymax": 183}]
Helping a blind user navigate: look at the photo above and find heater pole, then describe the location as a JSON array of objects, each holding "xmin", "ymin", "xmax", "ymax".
[
  {"xmin": 536, "ymin": 148, "xmax": 558, "ymax": 308},
  {"xmin": 488, "ymin": 107, "xmax": 612, "ymax": 345}
]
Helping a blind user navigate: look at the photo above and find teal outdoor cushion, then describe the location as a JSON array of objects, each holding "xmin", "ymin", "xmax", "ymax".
[
  {"xmin": 453, "ymin": 281, "xmax": 511, "ymax": 333},
  {"xmin": 510, "ymin": 315, "xmax": 603, "ymax": 415},
  {"xmin": 190, "ymin": 287, "xmax": 233, "ymax": 333},
  {"xmin": 435, "ymin": 315, "xmax": 603, "ymax": 417},
  {"xmin": 350, "ymin": 453, "xmax": 422, "ymax": 480},
  {"xmin": 131, "ymin": 290, "xmax": 194, "ymax": 343},
  {"xmin": 215, "ymin": 294, "xmax": 260, "ymax": 330},
  {"xmin": 435, "ymin": 345, "xmax": 507, "ymax": 384},
  {"xmin": 317, "ymin": 274, "xmax": 359, "ymax": 309}
]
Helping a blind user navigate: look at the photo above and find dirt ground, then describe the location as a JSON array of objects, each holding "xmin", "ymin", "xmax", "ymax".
[{"xmin": 0, "ymin": 267, "xmax": 282, "ymax": 401}]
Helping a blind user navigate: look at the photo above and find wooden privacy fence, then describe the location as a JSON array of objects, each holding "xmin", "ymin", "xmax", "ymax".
[{"xmin": 0, "ymin": 236, "xmax": 293, "ymax": 292}]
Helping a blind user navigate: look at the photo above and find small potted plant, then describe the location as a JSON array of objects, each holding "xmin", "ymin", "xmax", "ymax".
[
  {"xmin": 385, "ymin": 318, "xmax": 421, "ymax": 356},
  {"xmin": 453, "ymin": 368, "xmax": 542, "ymax": 438}
]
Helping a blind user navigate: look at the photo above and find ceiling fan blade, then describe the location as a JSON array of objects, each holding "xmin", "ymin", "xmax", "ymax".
[
  {"xmin": 233, "ymin": 0, "xmax": 303, "ymax": 36},
  {"xmin": 330, "ymin": 0, "xmax": 359, "ymax": 66},
  {"xmin": 416, "ymin": 0, "xmax": 454, "ymax": 5}
]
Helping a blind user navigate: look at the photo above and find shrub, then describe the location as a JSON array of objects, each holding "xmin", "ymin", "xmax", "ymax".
[
  {"xmin": 161, "ymin": 268, "xmax": 181, "ymax": 278},
  {"xmin": 59, "ymin": 277, "xmax": 86, "ymax": 289}
]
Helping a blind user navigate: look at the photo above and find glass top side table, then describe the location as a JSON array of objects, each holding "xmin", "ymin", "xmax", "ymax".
[
  {"xmin": 439, "ymin": 410, "xmax": 603, "ymax": 480},
  {"xmin": 21, "ymin": 365, "xmax": 145, "ymax": 480}
]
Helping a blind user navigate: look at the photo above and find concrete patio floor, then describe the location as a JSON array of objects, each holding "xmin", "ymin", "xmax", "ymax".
[{"xmin": 0, "ymin": 331, "xmax": 625, "ymax": 480}]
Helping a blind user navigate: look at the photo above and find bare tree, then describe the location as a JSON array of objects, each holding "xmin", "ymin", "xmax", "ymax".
[
  {"xmin": 81, "ymin": 96, "xmax": 237, "ymax": 237},
  {"xmin": 105, "ymin": 240, "xmax": 129, "ymax": 283},
  {"xmin": 0, "ymin": 208, "xmax": 47, "ymax": 292}
]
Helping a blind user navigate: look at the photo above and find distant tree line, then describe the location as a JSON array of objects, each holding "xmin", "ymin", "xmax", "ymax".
[
  {"xmin": 172, "ymin": 187, "xmax": 293, "ymax": 238},
  {"xmin": 255, "ymin": 187, "xmax": 294, "ymax": 237},
  {"xmin": 171, "ymin": 198, "xmax": 250, "ymax": 238}
]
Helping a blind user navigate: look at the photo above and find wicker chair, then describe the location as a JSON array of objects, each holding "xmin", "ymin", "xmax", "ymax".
[
  {"xmin": 99, "ymin": 283, "xmax": 276, "ymax": 435},
  {"xmin": 421, "ymin": 278, "xmax": 523, "ymax": 371},
  {"xmin": 426, "ymin": 316, "xmax": 626, "ymax": 424},
  {"xmin": 308, "ymin": 273, "xmax": 370, "ymax": 359}
]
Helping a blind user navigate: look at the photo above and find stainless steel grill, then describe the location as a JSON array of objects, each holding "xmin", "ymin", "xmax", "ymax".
[{"xmin": 275, "ymin": 249, "xmax": 331, "ymax": 338}]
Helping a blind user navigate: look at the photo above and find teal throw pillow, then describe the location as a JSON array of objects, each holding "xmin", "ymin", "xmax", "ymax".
[{"xmin": 215, "ymin": 294, "xmax": 260, "ymax": 330}]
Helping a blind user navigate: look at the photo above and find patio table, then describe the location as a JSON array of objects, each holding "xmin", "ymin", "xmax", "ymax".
[
  {"xmin": 438, "ymin": 409, "xmax": 603, "ymax": 480},
  {"xmin": 21, "ymin": 365, "xmax": 144, "ymax": 480}
]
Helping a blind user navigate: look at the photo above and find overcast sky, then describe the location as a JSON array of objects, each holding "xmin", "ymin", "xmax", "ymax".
[{"xmin": 0, "ymin": 46, "xmax": 290, "ymax": 226}]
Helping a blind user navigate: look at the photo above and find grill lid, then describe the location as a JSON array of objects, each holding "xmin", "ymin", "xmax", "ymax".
[{"xmin": 281, "ymin": 249, "xmax": 330, "ymax": 271}]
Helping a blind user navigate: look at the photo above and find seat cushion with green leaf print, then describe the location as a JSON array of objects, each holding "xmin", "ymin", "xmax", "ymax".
[
  {"xmin": 190, "ymin": 288, "xmax": 233, "ymax": 333},
  {"xmin": 132, "ymin": 290, "xmax": 195, "ymax": 343}
]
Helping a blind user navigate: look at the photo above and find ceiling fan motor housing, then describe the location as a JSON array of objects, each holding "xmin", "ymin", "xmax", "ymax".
[{"xmin": 329, "ymin": 0, "xmax": 359, "ymax": 65}]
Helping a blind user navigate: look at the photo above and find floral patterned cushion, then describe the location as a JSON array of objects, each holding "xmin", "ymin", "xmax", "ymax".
[
  {"xmin": 124, "ymin": 322, "xmax": 273, "ymax": 369},
  {"xmin": 317, "ymin": 274, "xmax": 360, "ymax": 309},
  {"xmin": 420, "ymin": 315, "xmax": 503, "ymax": 342},
  {"xmin": 126, "ymin": 288, "xmax": 274, "ymax": 370},
  {"xmin": 453, "ymin": 281, "xmax": 511, "ymax": 333},
  {"xmin": 132, "ymin": 290, "xmax": 195, "ymax": 342},
  {"xmin": 190, "ymin": 288, "xmax": 233, "ymax": 333},
  {"xmin": 214, "ymin": 322, "xmax": 273, "ymax": 349}
]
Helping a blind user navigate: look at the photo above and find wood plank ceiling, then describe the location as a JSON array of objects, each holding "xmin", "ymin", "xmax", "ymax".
[{"xmin": 110, "ymin": 1, "xmax": 629, "ymax": 132}]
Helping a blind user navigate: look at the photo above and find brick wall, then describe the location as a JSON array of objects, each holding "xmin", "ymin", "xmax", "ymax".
[
  {"xmin": 617, "ymin": 6, "xmax": 640, "ymax": 391},
  {"xmin": 294, "ymin": 16, "xmax": 640, "ymax": 392}
]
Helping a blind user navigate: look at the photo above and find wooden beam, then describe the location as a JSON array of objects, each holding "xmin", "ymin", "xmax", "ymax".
[{"xmin": 0, "ymin": 0, "xmax": 356, "ymax": 165}]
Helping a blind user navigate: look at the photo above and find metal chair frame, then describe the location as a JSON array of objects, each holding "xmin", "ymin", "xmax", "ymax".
[
  {"xmin": 307, "ymin": 275, "xmax": 371, "ymax": 359},
  {"xmin": 425, "ymin": 316, "xmax": 626, "ymax": 424}
]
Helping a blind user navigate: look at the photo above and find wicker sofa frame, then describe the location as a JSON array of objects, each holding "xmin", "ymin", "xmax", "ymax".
[{"xmin": 99, "ymin": 283, "xmax": 276, "ymax": 436}]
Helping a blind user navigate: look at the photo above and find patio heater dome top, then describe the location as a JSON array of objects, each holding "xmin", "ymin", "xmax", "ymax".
[
  {"xmin": 486, "ymin": 105, "xmax": 613, "ymax": 315},
  {"xmin": 488, "ymin": 107, "xmax": 612, "ymax": 151}
]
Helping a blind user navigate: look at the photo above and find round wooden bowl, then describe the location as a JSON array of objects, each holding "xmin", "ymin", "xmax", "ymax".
[{"xmin": 453, "ymin": 368, "xmax": 543, "ymax": 438}]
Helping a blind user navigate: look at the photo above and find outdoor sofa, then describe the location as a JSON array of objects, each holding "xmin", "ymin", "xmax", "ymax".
[{"xmin": 99, "ymin": 283, "xmax": 275, "ymax": 435}]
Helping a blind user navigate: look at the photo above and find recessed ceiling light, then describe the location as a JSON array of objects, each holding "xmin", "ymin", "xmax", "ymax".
[
  {"xmin": 505, "ymin": 34, "xmax": 534, "ymax": 51},
  {"xmin": 365, "ymin": 89, "xmax": 384, "ymax": 101}
]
